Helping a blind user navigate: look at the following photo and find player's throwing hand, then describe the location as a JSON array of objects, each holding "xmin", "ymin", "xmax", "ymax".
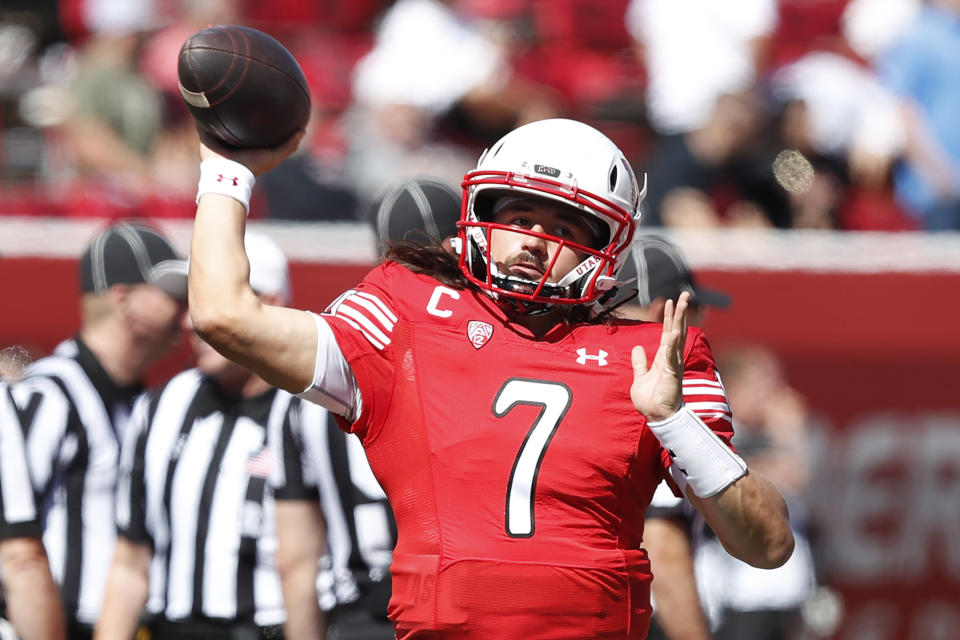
[
  {"xmin": 630, "ymin": 291, "xmax": 690, "ymax": 422},
  {"xmin": 198, "ymin": 129, "xmax": 305, "ymax": 177}
]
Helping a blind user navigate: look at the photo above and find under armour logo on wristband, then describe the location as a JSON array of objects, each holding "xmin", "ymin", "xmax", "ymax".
[
  {"xmin": 198, "ymin": 157, "xmax": 256, "ymax": 214},
  {"xmin": 575, "ymin": 348, "xmax": 608, "ymax": 366}
]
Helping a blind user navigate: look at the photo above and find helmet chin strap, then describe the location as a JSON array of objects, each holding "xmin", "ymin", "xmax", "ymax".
[{"xmin": 487, "ymin": 261, "xmax": 568, "ymax": 315}]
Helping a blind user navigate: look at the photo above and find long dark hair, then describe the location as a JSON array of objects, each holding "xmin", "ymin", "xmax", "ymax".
[{"xmin": 382, "ymin": 238, "xmax": 467, "ymax": 288}]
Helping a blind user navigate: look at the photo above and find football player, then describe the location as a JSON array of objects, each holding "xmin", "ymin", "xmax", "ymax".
[{"xmin": 188, "ymin": 118, "xmax": 794, "ymax": 639}]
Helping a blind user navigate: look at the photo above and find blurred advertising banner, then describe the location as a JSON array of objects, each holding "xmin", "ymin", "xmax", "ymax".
[{"xmin": 2, "ymin": 220, "xmax": 959, "ymax": 639}]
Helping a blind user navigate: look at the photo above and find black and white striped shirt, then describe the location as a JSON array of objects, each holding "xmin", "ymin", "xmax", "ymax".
[
  {"xmin": 0, "ymin": 381, "xmax": 39, "ymax": 540},
  {"xmin": 269, "ymin": 405, "xmax": 396, "ymax": 615},
  {"xmin": 116, "ymin": 368, "xmax": 295, "ymax": 626},
  {"xmin": 10, "ymin": 338, "xmax": 141, "ymax": 625}
]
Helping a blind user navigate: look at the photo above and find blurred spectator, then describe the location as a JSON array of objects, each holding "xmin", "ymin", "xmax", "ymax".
[
  {"xmin": 513, "ymin": 0, "xmax": 644, "ymax": 119},
  {"xmin": 693, "ymin": 343, "xmax": 818, "ymax": 640},
  {"xmin": 62, "ymin": 27, "xmax": 165, "ymax": 202},
  {"xmin": 767, "ymin": 51, "xmax": 915, "ymax": 231},
  {"xmin": 626, "ymin": 0, "xmax": 777, "ymax": 136},
  {"xmin": 638, "ymin": 90, "xmax": 789, "ymax": 228},
  {"xmin": 342, "ymin": 0, "xmax": 559, "ymax": 203},
  {"xmin": 771, "ymin": 53, "xmax": 903, "ymax": 190},
  {"xmin": 841, "ymin": 0, "xmax": 920, "ymax": 62},
  {"xmin": 874, "ymin": 0, "xmax": 960, "ymax": 231},
  {"xmin": 765, "ymin": 0, "xmax": 857, "ymax": 72}
]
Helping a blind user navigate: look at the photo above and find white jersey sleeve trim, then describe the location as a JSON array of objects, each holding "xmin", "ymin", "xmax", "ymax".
[
  {"xmin": 297, "ymin": 312, "xmax": 362, "ymax": 422},
  {"xmin": 326, "ymin": 289, "xmax": 396, "ymax": 351}
]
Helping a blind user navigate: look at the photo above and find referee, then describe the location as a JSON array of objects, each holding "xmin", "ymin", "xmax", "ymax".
[
  {"xmin": 270, "ymin": 406, "xmax": 397, "ymax": 640},
  {"xmin": 269, "ymin": 177, "xmax": 457, "ymax": 640},
  {"xmin": 97, "ymin": 232, "xmax": 296, "ymax": 640},
  {"xmin": 9, "ymin": 221, "xmax": 188, "ymax": 639},
  {"xmin": 1, "ymin": 349, "xmax": 65, "ymax": 640}
]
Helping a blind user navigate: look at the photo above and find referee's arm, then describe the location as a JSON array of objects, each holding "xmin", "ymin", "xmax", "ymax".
[
  {"xmin": 0, "ymin": 537, "xmax": 65, "ymax": 640},
  {"xmin": 276, "ymin": 501, "xmax": 327, "ymax": 640},
  {"xmin": 96, "ymin": 396, "xmax": 152, "ymax": 640},
  {"xmin": 96, "ymin": 539, "xmax": 151, "ymax": 640},
  {"xmin": 1, "ymin": 382, "xmax": 66, "ymax": 640},
  {"xmin": 270, "ymin": 403, "xmax": 327, "ymax": 640}
]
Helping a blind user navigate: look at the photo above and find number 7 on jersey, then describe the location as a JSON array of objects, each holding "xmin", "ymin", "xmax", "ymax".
[{"xmin": 493, "ymin": 378, "xmax": 572, "ymax": 537}]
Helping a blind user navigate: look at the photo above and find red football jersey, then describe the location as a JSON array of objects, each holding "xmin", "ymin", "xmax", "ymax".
[{"xmin": 322, "ymin": 261, "xmax": 733, "ymax": 639}]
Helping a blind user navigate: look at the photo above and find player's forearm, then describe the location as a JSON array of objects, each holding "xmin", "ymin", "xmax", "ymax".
[
  {"xmin": 645, "ymin": 520, "xmax": 711, "ymax": 640},
  {"xmin": 0, "ymin": 538, "xmax": 66, "ymax": 640},
  {"xmin": 190, "ymin": 191, "xmax": 317, "ymax": 393},
  {"xmin": 95, "ymin": 540, "xmax": 151, "ymax": 640},
  {"xmin": 189, "ymin": 198, "xmax": 259, "ymax": 348},
  {"xmin": 690, "ymin": 471, "xmax": 794, "ymax": 569}
]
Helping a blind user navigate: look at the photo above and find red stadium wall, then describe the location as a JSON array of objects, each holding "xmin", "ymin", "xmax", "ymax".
[{"xmin": 2, "ymin": 222, "xmax": 959, "ymax": 639}]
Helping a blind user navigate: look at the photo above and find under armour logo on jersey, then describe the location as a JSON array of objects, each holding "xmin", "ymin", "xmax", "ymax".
[
  {"xmin": 216, "ymin": 174, "xmax": 239, "ymax": 186},
  {"xmin": 575, "ymin": 348, "xmax": 608, "ymax": 366},
  {"xmin": 467, "ymin": 321, "xmax": 493, "ymax": 349}
]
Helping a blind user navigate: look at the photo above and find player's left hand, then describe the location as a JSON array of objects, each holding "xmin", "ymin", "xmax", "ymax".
[{"xmin": 630, "ymin": 291, "xmax": 690, "ymax": 422}]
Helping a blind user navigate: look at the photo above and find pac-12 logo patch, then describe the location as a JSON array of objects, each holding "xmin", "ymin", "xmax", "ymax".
[{"xmin": 467, "ymin": 321, "xmax": 493, "ymax": 349}]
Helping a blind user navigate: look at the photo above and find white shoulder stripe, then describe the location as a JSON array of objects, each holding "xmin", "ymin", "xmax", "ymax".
[
  {"xmin": 326, "ymin": 289, "xmax": 397, "ymax": 351},
  {"xmin": 346, "ymin": 293, "xmax": 396, "ymax": 331},
  {"xmin": 353, "ymin": 291, "xmax": 398, "ymax": 323},
  {"xmin": 334, "ymin": 309, "xmax": 388, "ymax": 350}
]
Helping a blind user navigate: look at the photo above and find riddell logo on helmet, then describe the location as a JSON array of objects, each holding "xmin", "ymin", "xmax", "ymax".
[{"xmin": 534, "ymin": 164, "xmax": 561, "ymax": 178}]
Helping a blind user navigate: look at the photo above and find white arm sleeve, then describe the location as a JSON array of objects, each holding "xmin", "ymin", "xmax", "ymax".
[
  {"xmin": 296, "ymin": 312, "xmax": 362, "ymax": 421},
  {"xmin": 647, "ymin": 405, "xmax": 747, "ymax": 498}
]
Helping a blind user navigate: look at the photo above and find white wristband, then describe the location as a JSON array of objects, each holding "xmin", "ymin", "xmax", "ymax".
[
  {"xmin": 196, "ymin": 157, "xmax": 256, "ymax": 214},
  {"xmin": 647, "ymin": 405, "xmax": 747, "ymax": 498}
]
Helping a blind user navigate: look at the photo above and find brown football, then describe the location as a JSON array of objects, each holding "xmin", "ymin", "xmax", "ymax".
[{"xmin": 177, "ymin": 25, "xmax": 310, "ymax": 149}]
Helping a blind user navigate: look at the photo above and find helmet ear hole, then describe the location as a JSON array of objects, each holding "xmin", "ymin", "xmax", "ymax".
[{"xmin": 609, "ymin": 164, "xmax": 618, "ymax": 192}]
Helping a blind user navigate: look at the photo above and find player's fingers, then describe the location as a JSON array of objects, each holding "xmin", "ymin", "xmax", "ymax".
[
  {"xmin": 675, "ymin": 291, "xmax": 690, "ymax": 353},
  {"xmin": 631, "ymin": 345, "xmax": 649, "ymax": 377},
  {"xmin": 674, "ymin": 292, "xmax": 690, "ymax": 331},
  {"xmin": 198, "ymin": 128, "xmax": 230, "ymax": 160},
  {"xmin": 662, "ymin": 297, "xmax": 674, "ymax": 329}
]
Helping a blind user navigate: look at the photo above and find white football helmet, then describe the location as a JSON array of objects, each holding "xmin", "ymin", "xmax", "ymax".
[{"xmin": 456, "ymin": 118, "xmax": 644, "ymax": 313}]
